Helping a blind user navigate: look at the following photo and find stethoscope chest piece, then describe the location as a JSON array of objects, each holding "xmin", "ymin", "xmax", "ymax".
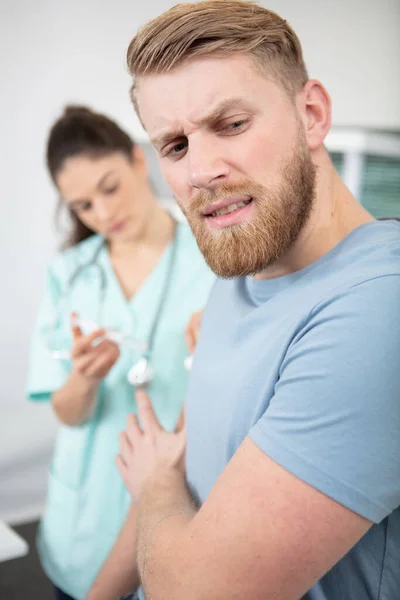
[{"xmin": 127, "ymin": 356, "xmax": 154, "ymax": 388}]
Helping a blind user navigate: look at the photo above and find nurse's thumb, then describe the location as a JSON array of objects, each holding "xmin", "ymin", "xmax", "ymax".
[{"xmin": 71, "ymin": 312, "xmax": 83, "ymax": 339}]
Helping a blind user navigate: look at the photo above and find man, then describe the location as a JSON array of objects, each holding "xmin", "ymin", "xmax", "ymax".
[{"xmin": 87, "ymin": 2, "xmax": 400, "ymax": 599}]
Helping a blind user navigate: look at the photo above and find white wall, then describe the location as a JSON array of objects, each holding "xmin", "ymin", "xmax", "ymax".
[
  {"xmin": 267, "ymin": 0, "xmax": 400, "ymax": 131},
  {"xmin": 1, "ymin": 0, "xmax": 399, "ymax": 524}
]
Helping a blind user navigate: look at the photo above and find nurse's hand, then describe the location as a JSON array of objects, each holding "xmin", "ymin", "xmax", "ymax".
[
  {"xmin": 117, "ymin": 390, "xmax": 186, "ymax": 500},
  {"xmin": 71, "ymin": 313, "xmax": 120, "ymax": 381},
  {"xmin": 185, "ymin": 310, "xmax": 203, "ymax": 354}
]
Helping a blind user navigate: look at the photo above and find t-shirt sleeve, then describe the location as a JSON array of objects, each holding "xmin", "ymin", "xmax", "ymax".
[
  {"xmin": 26, "ymin": 264, "xmax": 72, "ymax": 401},
  {"xmin": 250, "ymin": 275, "xmax": 400, "ymax": 523}
]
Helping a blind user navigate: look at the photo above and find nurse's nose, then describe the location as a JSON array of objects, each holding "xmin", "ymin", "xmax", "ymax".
[
  {"xmin": 95, "ymin": 198, "xmax": 114, "ymax": 222},
  {"xmin": 188, "ymin": 137, "xmax": 230, "ymax": 190}
]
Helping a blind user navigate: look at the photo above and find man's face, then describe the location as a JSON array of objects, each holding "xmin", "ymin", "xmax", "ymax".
[{"xmin": 138, "ymin": 55, "xmax": 316, "ymax": 277}]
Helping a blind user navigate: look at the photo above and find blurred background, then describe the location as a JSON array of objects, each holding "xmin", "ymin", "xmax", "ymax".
[{"xmin": 0, "ymin": 0, "xmax": 399, "ymax": 583}]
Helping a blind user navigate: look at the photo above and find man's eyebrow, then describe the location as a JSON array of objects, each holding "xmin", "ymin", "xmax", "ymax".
[
  {"xmin": 151, "ymin": 128, "xmax": 185, "ymax": 150},
  {"xmin": 198, "ymin": 97, "xmax": 252, "ymax": 126},
  {"xmin": 67, "ymin": 170, "xmax": 115, "ymax": 206},
  {"xmin": 151, "ymin": 97, "xmax": 252, "ymax": 149}
]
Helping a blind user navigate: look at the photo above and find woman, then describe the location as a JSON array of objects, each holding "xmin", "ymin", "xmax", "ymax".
[{"xmin": 26, "ymin": 106, "xmax": 214, "ymax": 600}]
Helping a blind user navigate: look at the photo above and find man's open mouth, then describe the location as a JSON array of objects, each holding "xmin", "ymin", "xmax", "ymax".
[
  {"xmin": 207, "ymin": 199, "xmax": 252, "ymax": 217},
  {"xmin": 203, "ymin": 197, "xmax": 253, "ymax": 218}
]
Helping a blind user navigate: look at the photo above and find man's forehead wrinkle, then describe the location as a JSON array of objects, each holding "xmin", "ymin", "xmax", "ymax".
[
  {"xmin": 151, "ymin": 125, "xmax": 185, "ymax": 148},
  {"xmin": 150, "ymin": 96, "xmax": 253, "ymax": 147},
  {"xmin": 139, "ymin": 56, "xmax": 266, "ymax": 144}
]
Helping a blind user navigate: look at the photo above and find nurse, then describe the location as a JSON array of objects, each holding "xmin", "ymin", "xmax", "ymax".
[{"xmin": 26, "ymin": 105, "xmax": 214, "ymax": 600}]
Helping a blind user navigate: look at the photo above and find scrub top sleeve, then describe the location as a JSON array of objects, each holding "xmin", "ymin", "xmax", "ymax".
[{"xmin": 26, "ymin": 265, "xmax": 72, "ymax": 401}]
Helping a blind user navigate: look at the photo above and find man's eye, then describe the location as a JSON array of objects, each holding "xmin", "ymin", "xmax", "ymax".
[
  {"xmin": 224, "ymin": 120, "xmax": 247, "ymax": 131},
  {"xmin": 164, "ymin": 140, "xmax": 188, "ymax": 159},
  {"xmin": 171, "ymin": 141, "xmax": 187, "ymax": 155}
]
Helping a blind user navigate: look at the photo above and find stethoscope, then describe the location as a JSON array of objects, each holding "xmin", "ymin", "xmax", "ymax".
[
  {"xmin": 127, "ymin": 222, "xmax": 179, "ymax": 387},
  {"xmin": 45, "ymin": 222, "xmax": 190, "ymax": 387}
]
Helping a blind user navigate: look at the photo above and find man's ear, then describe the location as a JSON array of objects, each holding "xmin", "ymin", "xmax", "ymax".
[{"xmin": 297, "ymin": 79, "xmax": 332, "ymax": 151}]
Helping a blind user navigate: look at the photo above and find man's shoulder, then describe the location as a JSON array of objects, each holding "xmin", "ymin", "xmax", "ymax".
[
  {"xmin": 279, "ymin": 220, "xmax": 400, "ymax": 313},
  {"xmin": 316, "ymin": 220, "xmax": 400, "ymax": 303},
  {"xmin": 344, "ymin": 219, "xmax": 400, "ymax": 275}
]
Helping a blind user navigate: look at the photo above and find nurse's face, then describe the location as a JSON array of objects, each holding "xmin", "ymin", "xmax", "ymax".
[{"xmin": 56, "ymin": 148, "xmax": 155, "ymax": 241}]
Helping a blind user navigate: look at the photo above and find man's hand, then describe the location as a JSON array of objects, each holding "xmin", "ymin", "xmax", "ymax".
[{"xmin": 117, "ymin": 390, "xmax": 186, "ymax": 500}]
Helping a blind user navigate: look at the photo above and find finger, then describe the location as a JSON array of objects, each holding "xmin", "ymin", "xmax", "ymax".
[
  {"xmin": 71, "ymin": 328, "xmax": 106, "ymax": 358},
  {"xmin": 90, "ymin": 338, "xmax": 119, "ymax": 356},
  {"xmin": 73, "ymin": 341, "xmax": 105, "ymax": 372},
  {"xmin": 115, "ymin": 454, "xmax": 130, "ymax": 488},
  {"xmin": 84, "ymin": 354, "xmax": 112, "ymax": 378},
  {"xmin": 119, "ymin": 431, "xmax": 134, "ymax": 463},
  {"xmin": 78, "ymin": 340, "xmax": 120, "ymax": 378},
  {"xmin": 74, "ymin": 352, "xmax": 98, "ymax": 375},
  {"xmin": 84, "ymin": 345, "xmax": 119, "ymax": 377},
  {"xmin": 136, "ymin": 389, "xmax": 162, "ymax": 433},
  {"xmin": 102, "ymin": 339, "xmax": 120, "ymax": 359},
  {"xmin": 125, "ymin": 413, "xmax": 143, "ymax": 445},
  {"xmin": 71, "ymin": 313, "xmax": 83, "ymax": 340}
]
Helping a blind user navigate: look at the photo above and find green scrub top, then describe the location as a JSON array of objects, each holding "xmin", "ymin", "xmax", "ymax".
[{"xmin": 26, "ymin": 222, "xmax": 215, "ymax": 600}]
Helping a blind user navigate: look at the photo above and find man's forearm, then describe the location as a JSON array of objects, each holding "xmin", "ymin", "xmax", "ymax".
[
  {"xmin": 136, "ymin": 468, "xmax": 197, "ymax": 598},
  {"xmin": 86, "ymin": 504, "xmax": 140, "ymax": 600}
]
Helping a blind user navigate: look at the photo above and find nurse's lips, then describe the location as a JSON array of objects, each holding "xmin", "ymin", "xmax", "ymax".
[{"xmin": 107, "ymin": 219, "xmax": 126, "ymax": 233}]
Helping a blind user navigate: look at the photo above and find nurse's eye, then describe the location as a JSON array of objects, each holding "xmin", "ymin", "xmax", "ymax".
[
  {"xmin": 68, "ymin": 198, "xmax": 93, "ymax": 213},
  {"xmin": 104, "ymin": 183, "xmax": 119, "ymax": 195},
  {"xmin": 74, "ymin": 201, "xmax": 92, "ymax": 213}
]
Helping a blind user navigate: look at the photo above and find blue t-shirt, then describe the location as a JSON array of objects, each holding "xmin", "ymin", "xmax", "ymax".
[{"xmin": 186, "ymin": 220, "xmax": 400, "ymax": 599}]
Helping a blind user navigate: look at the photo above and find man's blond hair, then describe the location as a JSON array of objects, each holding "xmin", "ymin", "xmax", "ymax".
[{"xmin": 127, "ymin": 0, "xmax": 308, "ymax": 111}]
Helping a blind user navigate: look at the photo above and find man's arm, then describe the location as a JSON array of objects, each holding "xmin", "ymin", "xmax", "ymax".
[
  {"xmin": 86, "ymin": 392, "xmax": 186, "ymax": 599},
  {"xmin": 123, "ymin": 424, "xmax": 371, "ymax": 600},
  {"xmin": 86, "ymin": 504, "xmax": 140, "ymax": 600},
  {"xmin": 118, "ymin": 276, "xmax": 400, "ymax": 599}
]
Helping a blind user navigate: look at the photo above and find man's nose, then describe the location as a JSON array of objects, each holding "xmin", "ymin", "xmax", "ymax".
[{"xmin": 187, "ymin": 136, "xmax": 230, "ymax": 190}]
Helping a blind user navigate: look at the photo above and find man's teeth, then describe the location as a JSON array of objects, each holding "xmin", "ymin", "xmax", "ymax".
[{"xmin": 211, "ymin": 200, "xmax": 251, "ymax": 217}]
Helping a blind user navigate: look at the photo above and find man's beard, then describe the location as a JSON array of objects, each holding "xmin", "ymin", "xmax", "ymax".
[{"xmin": 179, "ymin": 131, "xmax": 317, "ymax": 278}]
